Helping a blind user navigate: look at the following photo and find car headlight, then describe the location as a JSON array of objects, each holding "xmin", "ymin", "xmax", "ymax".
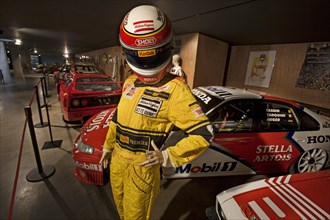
[
  {"xmin": 75, "ymin": 136, "xmax": 94, "ymax": 154},
  {"xmin": 71, "ymin": 99, "xmax": 80, "ymax": 107}
]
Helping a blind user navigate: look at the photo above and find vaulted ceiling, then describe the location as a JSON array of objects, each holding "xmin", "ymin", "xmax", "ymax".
[{"xmin": 1, "ymin": 0, "xmax": 330, "ymax": 56}]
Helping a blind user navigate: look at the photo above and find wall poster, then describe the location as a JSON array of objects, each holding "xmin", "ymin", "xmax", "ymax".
[
  {"xmin": 244, "ymin": 50, "xmax": 276, "ymax": 88},
  {"xmin": 295, "ymin": 42, "xmax": 330, "ymax": 91}
]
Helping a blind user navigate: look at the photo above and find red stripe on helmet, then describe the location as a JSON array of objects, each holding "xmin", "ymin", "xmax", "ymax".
[
  {"xmin": 134, "ymin": 28, "xmax": 155, "ymax": 33},
  {"xmin": 120, "ymin": 19, "xmax": 172, "ymax": 49},
  {"xmin": 133, "ymin": 20, "xmax": 153, "ymax": 25}
]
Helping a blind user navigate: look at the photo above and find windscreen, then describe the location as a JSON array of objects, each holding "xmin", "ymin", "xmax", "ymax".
[{"xmin": 75, "ymin": 77, "xmax": 120, "ymax": 91}]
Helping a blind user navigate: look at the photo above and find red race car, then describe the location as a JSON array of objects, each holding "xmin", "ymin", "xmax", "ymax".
[
  {"xmin": 207, "ymin": 169, "xmax": 330, "ymax": 220},
  {"xmin": 72, "ymin": 86, "xmax": 330, "ymax": 185},
  {"xmin": 54, "ymin": 63, "xmax": 101, "ymax": 84},
  {"xmin": 58, "ymin": 73, "xmax": 122, "ymax": 123}
]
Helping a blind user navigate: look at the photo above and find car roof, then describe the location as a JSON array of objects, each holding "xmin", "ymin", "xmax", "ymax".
[
  {"xmin": 74, "ymin": 73, "xmax": 108, "ymax": 78},
  {"xmin": 70, "ymin": 63, "xmax": 96, "ymax": 66},
  {"xmin": 197, "ymin": 86, "xmax": 263, "ymax": 100}
]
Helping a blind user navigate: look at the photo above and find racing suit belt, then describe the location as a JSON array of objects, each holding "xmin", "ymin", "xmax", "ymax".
[{"xmin": 112, "ymin": 146, "xmax": 148, "ymax": 165}]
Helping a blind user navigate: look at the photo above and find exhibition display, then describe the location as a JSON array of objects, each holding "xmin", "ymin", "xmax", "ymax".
[{"xmin": 72, "ymin": 86, "xmax": 330, "ymax": 185}]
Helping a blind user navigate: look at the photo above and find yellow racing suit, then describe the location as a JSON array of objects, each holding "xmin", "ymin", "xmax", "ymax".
[{"xmin": 103, "ymin": 73, "xmax": 213, "ymax": 220}]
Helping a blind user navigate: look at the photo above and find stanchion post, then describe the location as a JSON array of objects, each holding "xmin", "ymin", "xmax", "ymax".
[
  {"xmin": 34, "ymin": 85, "xmax": 48, "ymax": 128},
  {"xmin": 40, "ymin": 77, "xmax": 47, "ymax": 108},
  {"xmin": 46, "ymin": 73, "xmax": 51, "ymax": 91},
  {"xmin": 24, "ymin": 106, "xmax": 55, "ymax": 182},
  {"xmin": 42, "ymin": 75, "xmax": 51, "ymax": 98},
  {"xmin": 40, "ymin": 77, "xmax": 51, "ymax": 108},
  {"xmin": 42, "ymin": 101, "xmax": 62, "ymax": 149}
]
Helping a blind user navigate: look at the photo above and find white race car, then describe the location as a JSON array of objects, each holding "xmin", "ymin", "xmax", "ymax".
[
  {"xmin": 207, "ymin": 169, "xmax": 330, "ymax": 220},
  {"xmin": 72, "ymin": 86, "xmax": 330, "ymax": 185}
]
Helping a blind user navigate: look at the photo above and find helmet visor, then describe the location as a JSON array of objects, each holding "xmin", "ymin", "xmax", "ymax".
[{"xmin": 125, "ymin": 49, "xmax": 172, "ymax": 70}]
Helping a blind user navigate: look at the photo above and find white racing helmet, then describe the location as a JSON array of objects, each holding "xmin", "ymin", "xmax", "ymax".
[{"xmin": 119, "ymin": 5, "xmax": 173, "ymax": 84}]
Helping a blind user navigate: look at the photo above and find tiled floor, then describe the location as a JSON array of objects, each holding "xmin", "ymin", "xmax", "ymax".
[{"xmin": 0, "ymin": 73, "xmax": 267, "ymax": 220}]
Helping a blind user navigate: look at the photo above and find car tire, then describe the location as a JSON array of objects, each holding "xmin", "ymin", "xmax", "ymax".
[
  {"xmin": 62, "ymin": 115, "xmax": 70, "ymax": 124},
  {"xmin": 205, "ymin": 206, "xmax": 219, "ymax": 220},
  {"xmin": 292, "ymin": 148, "xmax": 328, "ymax": 173}
]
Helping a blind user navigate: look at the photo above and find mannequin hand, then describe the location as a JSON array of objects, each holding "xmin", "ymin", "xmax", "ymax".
[
  {"xmin": 99, "ymin": 150, "xmax": 112, "ymax": 169},
  {"xmin": 140, "ymin": 140, "xmax": 164, "ymax": 167}
]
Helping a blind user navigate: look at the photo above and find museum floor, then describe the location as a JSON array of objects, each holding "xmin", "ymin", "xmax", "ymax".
[{"xmin": 0, "ymin": 73, "xmax": 268, "ymax": 220}]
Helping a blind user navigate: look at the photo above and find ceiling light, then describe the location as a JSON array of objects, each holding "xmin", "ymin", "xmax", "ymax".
[{"xmin": 15, "ymin": 39, "xmax": 22, "ymax": 45}]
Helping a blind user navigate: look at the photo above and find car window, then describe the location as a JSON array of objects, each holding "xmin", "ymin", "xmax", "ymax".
[
  {"xmin": 256, "ymin": 102, "xmax": 299, "ymax": 131},
  {"xmin": 64, "ymin": 77, "xmax": 73, "ymax": 87},
  {"xmin": 75, "ymin": 77, "xmax": 121, "ymax": 91},
  {"xmin": 65, "ymin": 65, "xmax": 71, "ymax": 73},
  {"xmin": 296, "ymin": 108, "xmax": 320, "ymax": 130},
  {"xmin": 76, "ymin": 78, "xmax": 111, "ymax": 82},
  {"xmin": 211, "ymin": 100, "xmax": 254, "ymax": 133},
  {"xmin": 75, "ymin": 65, "xmax": 100, "ymax": 73}
]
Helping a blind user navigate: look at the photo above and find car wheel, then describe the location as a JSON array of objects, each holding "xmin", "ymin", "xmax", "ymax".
[{"xmin": 297, "ymin": 148, "xmax": 328, "ymax": 173}]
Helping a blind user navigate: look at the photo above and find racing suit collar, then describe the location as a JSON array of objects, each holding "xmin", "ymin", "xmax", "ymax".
[{"xmin": 134, "ymin": 73, "xmax": 176, "ymax": 88}]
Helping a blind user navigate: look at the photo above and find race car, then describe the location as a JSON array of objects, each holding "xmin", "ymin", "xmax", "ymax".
[
  {"xmin": 72, "ymin": 86, "xmax": 330, "ymax": 185},
  {"xmin": 55, "ymin": 63, "xmax": 102, "ymax": 93},
  {"xmin": 72, "ymin": 108, "xmax": 116, "ymax": 185},
  {"xmin": 58, "ymin": 73, "xmax": 122, "ymax": 123},
  {"xmin": 206, "ymin": 169, "xmax": 330, "ymax": 220}
]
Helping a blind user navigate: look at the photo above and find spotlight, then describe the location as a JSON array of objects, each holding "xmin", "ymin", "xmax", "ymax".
[{"xmin": 15, "ymin": 39, "xmax": 22, "ymax": 45}]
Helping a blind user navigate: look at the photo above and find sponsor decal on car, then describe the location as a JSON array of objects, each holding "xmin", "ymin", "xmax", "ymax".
[
  {"xmin": 86, "ymin": 110, "xmax": 114, "ymax": 132},
  {"xmin": 103, "ymin": 110, "xmax": 115, "ymax": 128},
  {"xmin": 175, "ymin": 162, "xmax": 237, "ymax": 174},
  {"xmin": 266, "ymin": 108, "xmax": 293, "ymax": 122},
  {"xmin": 307, "ymin": 135, "xmax": 330, "ymax": 144},
  {"xmin": 191, "ymin": 89, "xmax": 212, "ymax": 104},
  {"xmin": 323, "ymin": 122, "xmax": 330, "ymax": 128},
  {"xmin": 75, "ymin": 161, "xmax": 102, "ymax": 172},
  {"xmin": 253, "ymin": 145, "xmax": 292, "ymax": 162},
  {"xmin": 205, "ymin": 86, "xmax": 232, "ymax": 96}
]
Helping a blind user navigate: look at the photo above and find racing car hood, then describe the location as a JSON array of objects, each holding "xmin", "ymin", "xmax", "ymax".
[
  {"xmin": 216, "ymin": 170, "xmax": 330, "ymax": 219},
  {"xmin": 79, "ymin": 108, "xmax": 115, "ymax": 149}
]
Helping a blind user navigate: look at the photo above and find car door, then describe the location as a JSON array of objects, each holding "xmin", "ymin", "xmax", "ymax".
[
  {"xmin": 162, "ymin": 99, "xmax": 303, "ymax": 178},
  {"xmin": 163, "ymin": 100, "xmax": 259, "ymax": 178},
  {"xmin": 212, "ymin": 100, "xmax": 301, "ymax": 174}
]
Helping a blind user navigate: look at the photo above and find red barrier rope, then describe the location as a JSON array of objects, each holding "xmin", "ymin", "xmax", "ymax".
[
  {"xmin": 28, "ymin": 82, "xmax": 38, "ymax": 107},
  {"xmin": 7, "ymin": 117, "xmax": 28, "ymax": 220},
  {"xmin": 7, "ymin": 79, "xmax": 41, "ymax": 220}
]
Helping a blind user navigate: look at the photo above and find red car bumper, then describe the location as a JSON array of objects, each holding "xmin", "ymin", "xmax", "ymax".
[
  {"xmin": 63, "ymin": 106, "xmax": 111, "ymax": 123},
  {"xmin": 74, "ymin": 163, "xmax": 104, "ymax": 185},
  {"xmin": 72, "ymin": 145, "xmax": 104, "ymax": 185}
]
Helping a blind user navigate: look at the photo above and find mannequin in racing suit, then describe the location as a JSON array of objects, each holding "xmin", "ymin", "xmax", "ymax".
[{"xmin": 99, "ymin": 5, "xmax": 214, "ymax": 220}]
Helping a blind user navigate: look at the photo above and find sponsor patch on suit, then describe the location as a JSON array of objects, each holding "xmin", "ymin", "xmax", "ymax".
[{"xmin": 135, "ymin": 96, "xmax": 162, "ymax": 118}]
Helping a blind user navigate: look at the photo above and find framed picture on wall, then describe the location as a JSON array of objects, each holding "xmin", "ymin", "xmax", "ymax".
[
  {"xmin": 244, "ymin": 50, "xmax": 276, "ymax": 88},
  {"xmin": 295, "ymin": 42, "xmax": 330, "ymax": 91}
]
